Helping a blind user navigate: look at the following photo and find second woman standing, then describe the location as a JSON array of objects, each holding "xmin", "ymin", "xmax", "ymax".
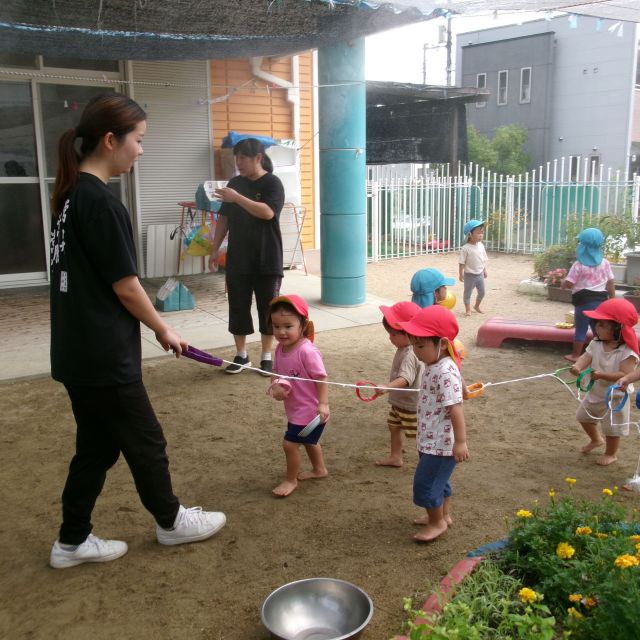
[{"xmin": 209, "ymin": 138, "xmax": 285, "ymax": 376}]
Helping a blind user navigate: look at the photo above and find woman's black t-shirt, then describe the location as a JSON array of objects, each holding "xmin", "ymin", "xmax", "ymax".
[
  {"xmin": 219, "ymin": 172, "xmax": 285, "ymax": 276},
  {"xmin": 50, "ymin": 173, "xmax": 141, "ymax": 385}
]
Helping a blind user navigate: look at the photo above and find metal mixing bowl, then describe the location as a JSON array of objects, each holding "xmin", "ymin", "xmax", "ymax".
[{"xmin": 261, "ymin": 577, "xmax": 374, "ymax": 640}]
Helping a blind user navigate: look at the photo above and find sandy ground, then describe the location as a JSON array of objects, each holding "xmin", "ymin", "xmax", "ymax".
[{"xmin": 1, "ymin": 252, "xmax": 639, "ymax": 640}]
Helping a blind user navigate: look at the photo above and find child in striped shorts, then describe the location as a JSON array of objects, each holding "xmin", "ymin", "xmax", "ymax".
[{"xmin": 371, "ymin": 301, "xmax": 424, "ymax": 467}]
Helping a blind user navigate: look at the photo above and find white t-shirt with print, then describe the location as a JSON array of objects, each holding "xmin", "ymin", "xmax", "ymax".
[{"xmin": 416, "ymin": 356, "xmax": 463, "ymax": 456}]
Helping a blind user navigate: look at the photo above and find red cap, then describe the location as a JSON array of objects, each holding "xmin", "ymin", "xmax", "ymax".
[
  {"xmin": 271, "ymin": 294, "xmax": 308, "ymax": 318},
  {"xmin": 379, "ymin": 301, "xmax": 420, "ymax": 330},
  {"xmin": 270, "ymin": 294, "xmax": 314, "ymax": 342},
  {"xmin": 583, "ymin": 298, "xmax": 639, "ymax": 354},
  {"xmin": 398, "ymin": 305, "xmax": 462, "ymax": 367}
]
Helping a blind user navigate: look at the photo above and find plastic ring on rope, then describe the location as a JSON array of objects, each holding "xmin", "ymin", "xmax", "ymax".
[
  {"xmin": 553, "ymin": 365, "xmax": 572, "ymax": 377},
  {"xmin": 576, "ymin": 368, "xmax": 595, "ymax": 392},
  {"xmin": 605, "ymin": 384, "xmax": 628, "ymax": 413},
  {"xmin": 355, "ymin": 380, "xmax": 378, "ymax": 402},
  {"xmin": 465, "ymin": 382, "xmax": 485, "ymax": 399}
]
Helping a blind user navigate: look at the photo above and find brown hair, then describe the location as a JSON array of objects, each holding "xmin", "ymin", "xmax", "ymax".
[{"xmin": 51, "ymin": 93, "xmax": 146, "ymax": 217}]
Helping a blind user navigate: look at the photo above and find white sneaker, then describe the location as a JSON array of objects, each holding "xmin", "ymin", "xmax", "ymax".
[
  {"xmin": 49, "ymin": 533, "xmax": 128, "ymax": 569},
  {"xmin": 156, "ymin": 505, "xmax": 226, "ymax": 546}
]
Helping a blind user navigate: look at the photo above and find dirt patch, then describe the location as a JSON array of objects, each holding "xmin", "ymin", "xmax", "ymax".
[{"xmin": 1, "ymin": 253, "xmax": 638, "ymax": 639}]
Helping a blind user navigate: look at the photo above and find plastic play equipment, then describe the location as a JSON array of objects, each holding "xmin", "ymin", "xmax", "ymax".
[{"xmin": 476, "ymin": 317, "xmax": 594, "ymax": 349}]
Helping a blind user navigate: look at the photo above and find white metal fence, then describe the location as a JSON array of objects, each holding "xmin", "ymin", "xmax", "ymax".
[{"xmin": 366, "ymin": 160, "xmax": 640, "ymax": 262}]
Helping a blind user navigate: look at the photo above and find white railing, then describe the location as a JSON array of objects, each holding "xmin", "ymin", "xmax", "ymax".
[{"xmin": 366, "ymin": 160, "xmax": 640, "ymax": 262}]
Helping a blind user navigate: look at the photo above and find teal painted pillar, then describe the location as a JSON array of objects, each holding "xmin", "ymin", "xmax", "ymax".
[{"xmin": 318, "ymin": 38, "xmax": 366, "ymax": 306}]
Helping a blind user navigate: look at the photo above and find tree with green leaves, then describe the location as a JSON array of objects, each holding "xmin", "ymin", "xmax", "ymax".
[{"xmin": 468, "ymin": 124, "xmax": 531, "ymax": 175}]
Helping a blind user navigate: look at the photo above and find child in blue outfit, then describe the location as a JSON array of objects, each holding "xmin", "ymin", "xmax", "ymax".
[{"xmin": 399, "ymin": 305, "xmax": 470, "ymax": 543}]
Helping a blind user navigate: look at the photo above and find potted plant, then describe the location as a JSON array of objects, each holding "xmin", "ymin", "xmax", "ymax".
[
  {"xmin": 599, "ymin": 212, "xmax": 640, "ymax": 285},
  {"xmin": 544, "ymin": 267, "xmax": 572, "ymax": 303}
]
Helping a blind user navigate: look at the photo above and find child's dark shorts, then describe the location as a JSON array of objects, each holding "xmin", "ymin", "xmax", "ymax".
[{"xmin": 284, "ymin": 421, "xmax": 326, "ymax": 445}]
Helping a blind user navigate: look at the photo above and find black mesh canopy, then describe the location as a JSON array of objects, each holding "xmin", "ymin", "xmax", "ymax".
[{"xmin": 0, "ymin": 0, "xmax": 429, "ymax": 60}]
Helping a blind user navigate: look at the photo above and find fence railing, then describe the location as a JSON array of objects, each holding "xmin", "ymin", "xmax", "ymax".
[{"xmin": 366, "ymin": 161, "xmax": 640, "ymax": 262}]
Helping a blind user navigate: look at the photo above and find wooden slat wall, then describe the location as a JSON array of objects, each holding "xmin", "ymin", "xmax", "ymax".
[{"xmin": 210, "ymin": 55, "xmax": 316, "ymax": 249}]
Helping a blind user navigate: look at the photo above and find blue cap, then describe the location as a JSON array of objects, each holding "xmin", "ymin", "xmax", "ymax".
[
  {"xmin": 463, "ymin": 219, "xmax": 485, "ymax": 236},
  {"xmin": 576, "ymin": 227, "xmax": 604, "ymax": 267},
  {"xmin": 410, "ymin": 268, "xmax": 456, "ymax": 308}
]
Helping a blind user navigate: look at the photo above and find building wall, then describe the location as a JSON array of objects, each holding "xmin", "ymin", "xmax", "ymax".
[
  {"xmin": 458, "ymin": 16, "xmax": 638, "ymax": 173},
  {"xmin": 210, "ymin": 54, "xmax": 316, "ymax": 248},
  {"xmin": 460, "ymin": 32, "xmax": 554, "ymax": 168}
]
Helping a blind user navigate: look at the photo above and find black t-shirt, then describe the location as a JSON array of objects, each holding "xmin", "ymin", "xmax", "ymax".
[
  {"xmin": 50, "ymin": 173, "xmax": 141, "ymax": 385},
  {"xmin": 219, "ymin": 172, "xmax": 285, "ymax": 276}
]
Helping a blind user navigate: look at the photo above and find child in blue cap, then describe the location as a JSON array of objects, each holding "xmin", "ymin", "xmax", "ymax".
[
  {"xmin": 459, "ymin": 219, "xmax": 488, "ymax": 317},
  {"xmin": 561, "ymin": 227, "xmax": 615, "ymax": 363},
  {"xmin": 410, "ymin": 268, "xmax": 456, "ymax": 308}
]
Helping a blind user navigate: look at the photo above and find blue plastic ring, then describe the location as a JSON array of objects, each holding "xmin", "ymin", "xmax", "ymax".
[{"xmin": 605, "ymin": 384, "xmax": 628, "ymax": 413}]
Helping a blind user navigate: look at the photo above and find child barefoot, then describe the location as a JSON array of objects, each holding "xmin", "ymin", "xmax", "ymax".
[
  {"xmin": 370, "ymin": 301, "xmax": 423, "ymax": 467},
  {"xmin": 570, "ymin": 298, "xmax": 639, "ymax": 466},
  {"xmin": 267, "ymin": 295, "xmax": 330, "ymax": 497},
  {"xmin": 398, "ymin": 305, "xmax": 470, "ymax": 543},
  {"xmin": 458, "ymin": 219, "xmax": 488, "ymax": 316}
]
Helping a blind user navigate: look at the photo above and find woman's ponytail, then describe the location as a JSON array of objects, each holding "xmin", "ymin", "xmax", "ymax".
[{"xmin": 51, "ymin": 128, "xmax": 80, "ymax": 218}]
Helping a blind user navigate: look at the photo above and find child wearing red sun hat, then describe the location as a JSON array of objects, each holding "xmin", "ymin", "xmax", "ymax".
[
  {"xmin": 398, "ymin": 305, "xmax": 470, "ymax": 543},
  {"xmin": 570, "ymin": 298, "xmax": 639, "ymax": 466}
]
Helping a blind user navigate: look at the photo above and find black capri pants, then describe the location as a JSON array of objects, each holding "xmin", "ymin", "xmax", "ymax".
[{"xmin": 225, "ymin": 271, "xmax": 282, "ymax": 336}]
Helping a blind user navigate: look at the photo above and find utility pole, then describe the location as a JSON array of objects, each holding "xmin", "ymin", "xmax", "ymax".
[{"xmin": 446, "ymin": 15, "xmax": 452, "ymax": 86}]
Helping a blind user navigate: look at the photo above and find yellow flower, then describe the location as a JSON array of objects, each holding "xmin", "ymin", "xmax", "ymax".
[
  {"xmin": 565, "ymin": 477, "xmax": 577, "ymax": 485},
  {"xmin": 636, "ymin": 542, "xmax": 640, "ymax": 553},
  {"xmin": 568, "ymin": 593, "xmax": 582, "ymax": 602},
  {"xmin": 629, "ymin": 535, "xmax": 640, "ymax": 542},
  {"xmin": 548, "ymin": 489, "xmax": 555, "ymax": 498},
  {"xmin": 519, "ymin": 587, "xmax": 538, "ymax": 604},
  {"xmin": 557, "ymin": 542, "xmax": 576, "ymax": 559},
  {"xmin": 614, "ymin": 554, "xmax": 640, "ymax": 569},
  {"xmin": 568, "ymin": 607, "xmax": 584, "ymax": 620},
  {"xmin": 595, "ymin": 532, "xmax": 609, "ymax": 539},
  {"xmin": 602, "ymin": 488, "xmax": 613, "ymax": 497},
  {"xmin": 585, "ymin": 596, "xmax": 597, "ymax": 609},
  {"xmin": 516, "ymin": 509, "xmax": 533, "ymax": 518},
  {"xmin": 575, "ymin": 526, "xmax": 592, "ymax": 535}
]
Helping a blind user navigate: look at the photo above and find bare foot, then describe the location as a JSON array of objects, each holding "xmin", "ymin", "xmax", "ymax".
[
  {"xmin": 596, "ymin": 454, "xmax": 617, "ymax": 466},
  {"xmin": 581, "ymin": 440, "xmax": 605, "ymax": 454},
  {"xmin": 298, "ymin": 469, "xmax": 328, "ymax": 480},
  {"xmin": 272, "ymin": 480, "xmax": 297, "ymax": 497},
  {"xmin": 464, "ymin": 311, "xmax": 471, "ymax": 317},
  {"xmin": 375, "ymin": 457, "xmax": 403, "ymax": 468},
  {"xmin": 414, "ymin": 521, "xmax": 448, "ymax": 543},
  {"xmin": 473, "ymin": 306, "xmax": 483, "ymax": 313},
  {"xmin": 563, "ymin": 354, "xmax": 579, "ymax": 363},
  {"xmin": 414, "ymin": 514, "xmax": 453, "ymax": 526}
]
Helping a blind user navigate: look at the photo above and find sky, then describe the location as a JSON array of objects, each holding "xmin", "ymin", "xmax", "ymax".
[{"xmin": 365, "ymin": 10, "xmax": 549, "ymax": 85}]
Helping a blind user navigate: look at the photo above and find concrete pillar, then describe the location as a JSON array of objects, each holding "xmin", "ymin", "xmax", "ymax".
[{"xmin": 318, "ymin": 38, "xmax": 366, "ymax": 306}]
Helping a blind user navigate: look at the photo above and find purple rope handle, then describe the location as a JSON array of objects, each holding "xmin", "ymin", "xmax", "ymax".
[{"xmin": 182, "ymin": 345, "xmax": 223, "ymax": 367}]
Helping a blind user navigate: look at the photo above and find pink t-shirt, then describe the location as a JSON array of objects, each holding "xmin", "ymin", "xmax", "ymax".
[
  {"xmin": 274, "ymin": 338, "xmax": 327, "ymax": 425},
  {"xmin": 565, "ymin": 260, "xmax": 614, "ymax": 292}
]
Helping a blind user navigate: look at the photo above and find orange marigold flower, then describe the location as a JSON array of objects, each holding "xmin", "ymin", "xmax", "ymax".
[
  {"xmin": 516, "ymin": 509, "xmax": 533, "ymax": 518},
  {"xmin": 568, "ymin": 593, "xmax": 582, "ymax": 602},
  {"xmin": 614, "ymin": 554, "xmax": 640, "ymax": 569},
  {"xmin": 585, "ymin": 596, "xmax": 597, "ymax": 609},
  {"xmin": 595, "ymin": 533, "xmax": 609, "ymax": 539},
  {"xmin": 629, "ymin": 535, "xmax": 640, "ymax": 542},
  {"xmin": 575, "ymin": 526, "xmax": 592, "ymax": 535}
]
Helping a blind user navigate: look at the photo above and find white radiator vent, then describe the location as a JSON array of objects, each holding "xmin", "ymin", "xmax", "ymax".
[{"xmin": 145, "ymin": 224, "xmax": 208, "ymax": 278}]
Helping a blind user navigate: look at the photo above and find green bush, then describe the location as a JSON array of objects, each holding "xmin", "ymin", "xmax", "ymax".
[{"xmin": 533, "ymin": 245, "xmax": 574, "ymax": 279}]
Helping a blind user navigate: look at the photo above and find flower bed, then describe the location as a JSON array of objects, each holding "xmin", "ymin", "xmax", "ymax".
[{"xmin": 397, "ymin": 479, "xmax": 640, "ymax": 639}]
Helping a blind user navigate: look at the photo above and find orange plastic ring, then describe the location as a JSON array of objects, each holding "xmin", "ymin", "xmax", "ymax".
[{"xmin": 465, "ymin": 382, "xmax": 485, "ymax": 399}]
